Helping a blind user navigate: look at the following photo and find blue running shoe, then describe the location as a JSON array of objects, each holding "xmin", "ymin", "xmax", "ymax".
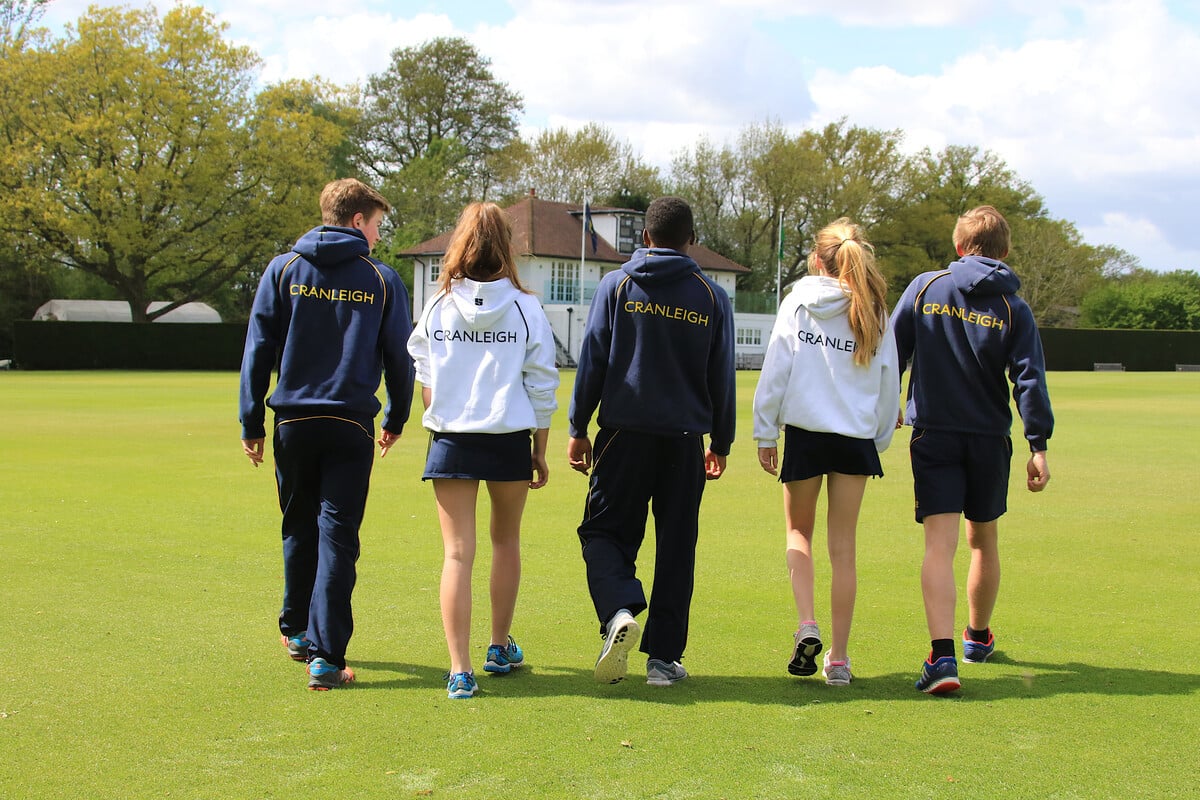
[
  {"xmin": 484, "ymin": 635, "xmax": 525, "ymax": 674},
  {"xmin": 281, "ymin": 632, "xmax": 311, "ymax": 662},
  {"xmin": 962, "ymin": 628, "xmax": 995, "ymax": 663},
  {"xmin": 446, "ymin": 671, "xmax": 478, "ymax": 699},
  {"xmin": 915, "ymin": 656, "xmax": 960, "ymax": 694},
  {"xmin": 307, "ymin": 657, "xmax": 355, "ymax": 691}
]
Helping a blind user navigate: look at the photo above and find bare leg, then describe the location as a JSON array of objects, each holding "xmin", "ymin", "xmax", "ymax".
[
  {"xmin": 921, "ymin": 513, "xmax": 961, "ymax": 642},
  {"xmin": 485, "ymin": 480, "xmax": 529, "ymax": 645},
  {"xmin": 783, "ymin": 476, "xmax": 822, "ymax": 625},
  {"xmin": 825, "ymin": 473, "xmax": 867, "ymax": 662},
  {"xmin": 966, "ymin": 518, "xmax": 1000, "ymax": 632},
  {"xmin": 434, "ymin": 479, "xmax": 479, "ymax": 674}
]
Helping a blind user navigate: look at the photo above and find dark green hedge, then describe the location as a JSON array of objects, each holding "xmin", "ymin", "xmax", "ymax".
[
  {"xmin": 10, "ymin": 321, "xmax": 1200, "ymax": 371},
  {"xmin": 13, "ymin": 321, "xmax": 247, "ymax": 370},
  {"xmin": 1039, "ymin": 328, "xmax": 1200, "ymax": 371}
]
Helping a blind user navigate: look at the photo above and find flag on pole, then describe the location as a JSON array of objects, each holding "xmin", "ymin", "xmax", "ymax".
[{"xmin": 584, "ymin": 200, "xmax": 598, "ymax": 254}]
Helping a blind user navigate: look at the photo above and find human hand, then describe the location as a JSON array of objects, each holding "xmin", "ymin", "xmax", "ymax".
[
  {"xmin": 705, "ymin": 450, "xmax": 726, "ymax": 480},
  {"xmin": 567, "ymin": 436, "xmax": 592, "ymax": 475},
  {"xmin": 896, "ymin": 411, "xmax": 904, "ymax": 429},
  {"xmin": 530, "ymin": 452, "xmax": 549, "ymax": 489},
  {"xmin": 378, "ymin": 429, "xmax": 400, "ymax": 458},
  {"xmin": 1027, "ymin": 451, "xmax": 1050, "ymax": 492},
  {"xmin": 242, "ymin": 438, "xmax": 265, "ymax": 467},
  {"xmin": 757, "ymin": 446, "xmax": 778, "ymax": 476}
]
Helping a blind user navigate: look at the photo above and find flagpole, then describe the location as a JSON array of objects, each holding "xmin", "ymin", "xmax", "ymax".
[{"xmin": 579, "ymin": 192, "xmax": 589, "ymax": 305}]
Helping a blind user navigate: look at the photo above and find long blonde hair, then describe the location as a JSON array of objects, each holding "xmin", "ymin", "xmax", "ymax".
[
  {"xmin": 437, "ymin": 202, "xmax": 530, "ymax": 294},
  {"xmin": 807, "ymin": 217, "xmax": 888, "ymax": 367}
]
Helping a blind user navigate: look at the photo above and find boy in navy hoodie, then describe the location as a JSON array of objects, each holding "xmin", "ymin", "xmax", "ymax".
[
  {"xmin": 890, "ymin": 205, "xmax": 1053, "ymax": 694},
  {"xmin": 568, "ymin": 195, "xmax": 736, "ymax": 686},
  {"xmin": 239, "ymin": 178, "xmax": 414, "ymax": 690}
]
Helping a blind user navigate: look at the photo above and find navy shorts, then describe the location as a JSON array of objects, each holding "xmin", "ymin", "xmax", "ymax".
[
  {"xmin": 909, "ymin": 428, "xmax": 1011, "ymax": 523},
  {"xmin": 422, "ymin": 430, "xmax": 532, "ymax": 482},
  {"xmin": 779, "ymin": 426, "xmax": 883, "ymax": 482}
]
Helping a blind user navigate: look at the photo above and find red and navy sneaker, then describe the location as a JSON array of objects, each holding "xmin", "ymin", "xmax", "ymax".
[
  {"xmin": 962, "ymin": 629, "xmax": 996, "ymax": 663},
  {"xmin": 916, "ymin": 656, "xmax": 961, "ymax": 694}
]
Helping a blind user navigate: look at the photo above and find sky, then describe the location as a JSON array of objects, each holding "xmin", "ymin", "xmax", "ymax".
[{"xmin": 41, "ymin": 0, "xmax": 1200, "ymax": 272}]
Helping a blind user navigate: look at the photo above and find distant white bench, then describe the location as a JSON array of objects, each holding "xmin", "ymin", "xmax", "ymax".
[
  {"xmin": 1093, "ymin": 362, "xmax": 1125, "ymax": 371},
  {"xmin": 1177, "ymin": 364, "xmax": 1200, "ymax": 372}
]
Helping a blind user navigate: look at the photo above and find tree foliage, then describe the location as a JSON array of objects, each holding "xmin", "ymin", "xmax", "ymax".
[
  {"xmin": 496, "ymin": 123, "xmax": 663, "ymax": 208},
  {"xmin": 1079, "ymin": 269, "xmax": 1200, "ymax": 330},
  {"xmin": 0, "ymin": 6, "xmax": 348, "ymax": 321},
  {"xmin": 357, "ymin": 37, "xmax": 522, "ymax": 195}
]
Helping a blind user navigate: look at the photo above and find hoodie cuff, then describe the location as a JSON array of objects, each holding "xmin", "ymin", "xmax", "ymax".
[{"xmin": 1027, "ymin": 436, "xmax": 1048, "ymax": 453}]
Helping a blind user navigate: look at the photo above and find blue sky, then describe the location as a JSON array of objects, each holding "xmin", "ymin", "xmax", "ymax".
[{"xmin": 42, "ymin": 0, "xmax": 1200, "ymax": 272}]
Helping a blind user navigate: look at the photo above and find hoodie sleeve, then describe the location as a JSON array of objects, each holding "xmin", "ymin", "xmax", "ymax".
[
  {"xmin": 889, "ymin": 279, "xmax": 918, "ymax": 381},
  {"xmin": 1006, "ymin": 300, "xmax": 1054, "ymax": 451},
  {"xmin": 407, "ymin": 294, "xmax": 436, "ymax": 387},
  {"xmin": 238, "ymin": 260, "xmax": 283, "ymax": 440},
  {"xmin": 568, "ymin": 277, "xmax": 616, "ymax": 439},
  {"xmin": 873, "ymin": 321, "xmax": 901, "ymax": 452},
  {"xmin": 521, "ymin": 298, "xmax": 561, "ymax": 429},
  {"xmin": 752, "ymin": 301, "xmax": 798, "ymax": 447},
  {"xmin": 379, "ymin": 266, "xmax": 415, "ymax": 434},
  {"xmin": 706, "ymin": 284, "xmax": 737, "ymax": 456}
]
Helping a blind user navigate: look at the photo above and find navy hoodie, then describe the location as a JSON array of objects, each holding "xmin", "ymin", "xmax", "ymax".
[
  {"xmin": 890, "ymin": 255, "xmax": 1053, "ymax": 451},
  {"xmin": 569, "ymin": 247, "xmax": 736, "ymax": 455},
  {"xmin": 239, "ymin": 226, "xmax": 414, "ymax": 440}
]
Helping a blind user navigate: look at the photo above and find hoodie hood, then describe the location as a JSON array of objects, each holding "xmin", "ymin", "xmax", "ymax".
[
  {"xmin": 791, "ymin": 275, "xmax": 851, "ymax": 320},
  {"xmin": 622, "ymin": 247, "xmax": 701, "ymax": 286},
  {"xmin": 448, "ymin": 277, "xmax": 522, "ymax": 330},
  {"xmin": 292, "ymin": 226, "xmax": 370, "ymax": 268},
  {"xmin": 951, "ymin": 255, "xmax": 1021, "ymax": 296}
]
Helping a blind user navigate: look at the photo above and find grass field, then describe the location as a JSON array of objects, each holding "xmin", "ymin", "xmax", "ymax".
[{"xmin": 1, "ymin": 370, "xmax": 1198, "ymax": 799}]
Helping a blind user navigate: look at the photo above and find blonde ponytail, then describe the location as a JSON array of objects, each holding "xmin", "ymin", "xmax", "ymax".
[{"xmin": 810, "ymin": 218, "xmax": 888, "ymax": 366}]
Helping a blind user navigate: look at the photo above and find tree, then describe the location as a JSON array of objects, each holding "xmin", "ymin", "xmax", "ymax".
[
  {"xmin": 1008, "ymin": 216, "xmax": 1108, "ymax": 326},
  {"xmin": 0, "ymin": 6, "xmax": 348, "ymax": 321},
  {"xmin": 356, "ymin": 37, "xmax": 522, "ymax": 197},
  {"xmin": 0, "ymin": 0, "xmax": 47, "ymax": 47},
  {"xmin": 1079, "ymin": 269, "xmax": 1200, "ymax": 330},
  {"xmin": 497, "ymin": 123, "xmax": 662, "ymax": 207}
]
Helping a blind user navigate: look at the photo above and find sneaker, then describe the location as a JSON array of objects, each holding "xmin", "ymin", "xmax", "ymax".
[
  {"xmin": 281, "ymin": 632, "xmax": 311, "ymax": 662},
  {"xmin": 962, "ymin": 628, "xmax": 996, "ymax": 663},
  {"xmin": 646, "ymin": 659, "xmax": 688, "ymax": 686},
  {"xmin": 307, "ymin": 657, "xmax": 355, "ymax": 691},
  {"xmin": 594, "ymin": 609, "xmax": 640, "ymax": 684},
  {"xmin": 484, "ymin": 635, "xmax": 525, "ymax": 674},
  {"xmin": 915, "ymin": 656, "xmax": 960, "ymax": 694},
  {"xmin": 822, "ymin": 651, "xmax": 852, "ymax": 686},
  {"xmin": 446, "ymin": 671, "xmax": 478, "ymax": 699},
  {"xmin": 787, "ymin": 622, "xmax": 823, "ymax": 676}
]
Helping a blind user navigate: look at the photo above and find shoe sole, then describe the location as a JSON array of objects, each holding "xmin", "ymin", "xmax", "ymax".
[
  {"xmin": 822, "ymin": 669, "xmax": 851, "ymax": 686},
  {"xmin": 594, "ymin": 618, "xmax": 641, "ymax": 684},
  {"xmin": 447, "ymin": 688, "xmax": 477, "ymax": 699},
  {"xmin": 647, "ymin": 673, "xmax": 687, "ymax": 687},
  {"xmin": 787, "ymin": 637, "xmax": 823, "ymax": 676},
  {"xmin": 961, "ymin": 654, "xmax": 992, "ymax": 663},
  {"xmin": 918, "ymin": 676, "xmax": 961, "ymax": 694},
  {"xmin": 483, "ymin": 658, "xmax": 524, "ymax": 674}
]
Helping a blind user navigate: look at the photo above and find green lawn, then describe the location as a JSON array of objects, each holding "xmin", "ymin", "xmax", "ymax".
[{"xmin": 1, "ymin": 370, "xmax": 1197, "ymax": 798}]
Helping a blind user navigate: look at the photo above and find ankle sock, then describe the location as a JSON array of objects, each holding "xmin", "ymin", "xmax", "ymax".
[
  {"xmin": 966, "ymin": 626, "xmax": 990, "ymax": 643},
  {"xmin": 931, "ymin": 639, "xmax": 956, "ymax": 660}
]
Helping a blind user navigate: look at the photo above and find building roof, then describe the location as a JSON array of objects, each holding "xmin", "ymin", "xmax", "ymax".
[{"xmin": 399, "ymin": 193, "xmax": 750, "ymax": 275}]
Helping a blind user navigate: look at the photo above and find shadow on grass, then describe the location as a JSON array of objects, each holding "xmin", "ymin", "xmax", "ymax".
[{"xmin": 347, "ymin": 657, "xmax": 1200, "ymax": 704}]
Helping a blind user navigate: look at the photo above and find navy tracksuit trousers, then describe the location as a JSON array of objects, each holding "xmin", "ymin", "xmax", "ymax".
[
  {"xmin": 577, "ymin": 428, "xmax": 707, "ymax": 663},
  {"xmin": 274, "ymin": 417, "xmax": 374, "ymax": 669}
]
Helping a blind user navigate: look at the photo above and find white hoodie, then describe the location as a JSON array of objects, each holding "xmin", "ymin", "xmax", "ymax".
[
  {"xmin": 752, "ymin": 275, "xmax": 900, "ymax": 451},
  {"xmin": 408, "ymin": 277, "xmax": 559, "ymax": 433}
]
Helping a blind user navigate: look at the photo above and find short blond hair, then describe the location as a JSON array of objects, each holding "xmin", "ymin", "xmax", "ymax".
[
  {"xmin": 319, "ymin": 178, "xmax": 391, "ymax": 226},
  {"xmin": 953, "ymin": 205, "xmax": 1011, "ymax": 259}
]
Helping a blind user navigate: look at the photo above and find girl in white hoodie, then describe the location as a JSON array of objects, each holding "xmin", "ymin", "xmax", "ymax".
[
  {"xmin": 752, "ymin": 218, "xmax": 899, "ymax": 686},
  {"xmin": 408, "ymin": 203, "xmax": 559, "ymax": 699}
]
